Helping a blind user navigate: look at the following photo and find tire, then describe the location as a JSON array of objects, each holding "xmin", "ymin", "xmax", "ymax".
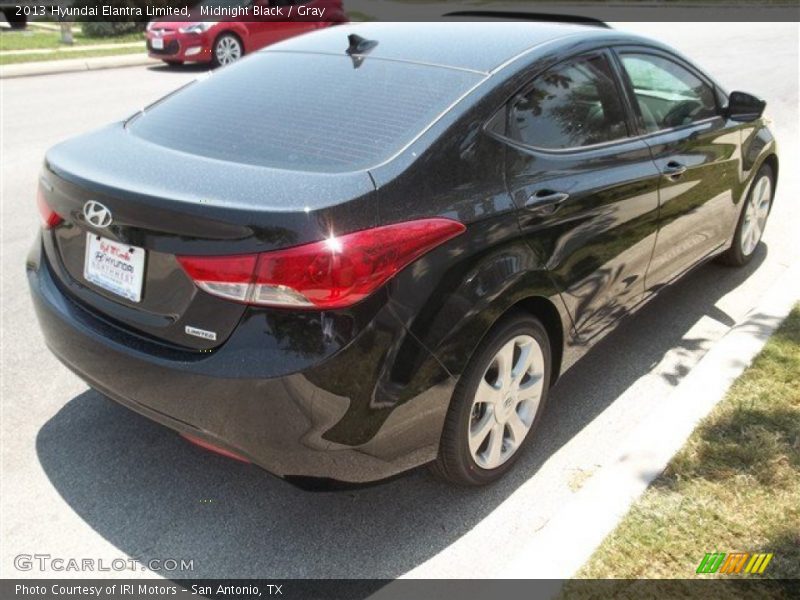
[
  {"xmin": 719, "ymin": 163, "xmax": 774, "ymax": 267},
  {"xmin": 431, "ymin": 312, "xmax": 552, "ymax": 486},
  {"xmin": 211, "ymin": 33, "xmax": 243, "ymax": 68}
]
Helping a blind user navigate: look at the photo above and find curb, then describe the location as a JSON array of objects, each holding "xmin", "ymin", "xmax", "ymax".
[
  {"xmin": 2, "ymin": 42, "xmax": 144, "ymax": 56},
  {"xmin": 499, "ymin": 261, "xmax": 800, "ymax": 581},
  {"xmin": 0, "ymin": 53, "xmax": 159, "ymax": 79}
]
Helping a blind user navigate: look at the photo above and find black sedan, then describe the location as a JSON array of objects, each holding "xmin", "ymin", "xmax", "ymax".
[{"xmin": 28, "ymin": 22, "xmax": 778, "ymax": 486}]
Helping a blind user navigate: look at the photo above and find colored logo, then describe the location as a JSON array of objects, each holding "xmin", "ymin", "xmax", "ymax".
[{"xmin": 697, "ymin": 552, "xmax": 773, "ymax": 575}]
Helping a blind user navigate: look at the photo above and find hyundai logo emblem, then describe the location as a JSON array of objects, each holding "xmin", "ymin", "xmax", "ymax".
[{"xmin": 83, "ymin": 201, "xmax": 113, "ymax": 228}]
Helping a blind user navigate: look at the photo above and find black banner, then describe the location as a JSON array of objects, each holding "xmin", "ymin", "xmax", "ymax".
[
  {"xmin": 3, "ymin": 579, "xmax": 800, "ymax": 600},
  {"xmin": 3, "ymin": 0, "xmax": 800, "ymax": 23}
]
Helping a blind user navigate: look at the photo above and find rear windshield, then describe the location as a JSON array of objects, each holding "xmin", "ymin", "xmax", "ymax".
[{"xmin": 128, "ymin": 52, "xmax": 483, "ymax": 172}]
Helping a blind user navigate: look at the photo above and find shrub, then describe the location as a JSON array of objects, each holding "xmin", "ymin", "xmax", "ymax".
[{"xmin": 80, "ymin": 21, "xmax": 143, "ymax": 37}]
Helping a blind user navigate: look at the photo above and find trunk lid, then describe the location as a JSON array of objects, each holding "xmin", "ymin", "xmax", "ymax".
[{"xmin": 41, "ymin": 123, "xmax": 378, "ymax": 351}]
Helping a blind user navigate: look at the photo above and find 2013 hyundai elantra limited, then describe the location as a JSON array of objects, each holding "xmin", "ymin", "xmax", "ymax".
[{"xmin": 28, "ymin": 22, "xmax": 777, "ymax": 486}]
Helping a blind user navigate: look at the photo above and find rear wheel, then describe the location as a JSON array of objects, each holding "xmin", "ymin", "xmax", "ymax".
[
  {"xmin": 212, "ymin": 33, "xmax": 243, "ymax": 67},
  {"xmin": 431, "ymin": 313, "xmax": 551, "ymax": 486},
  {"xmin": 720, "ymin": 163, "xmax": 774, "ymax": 267}
]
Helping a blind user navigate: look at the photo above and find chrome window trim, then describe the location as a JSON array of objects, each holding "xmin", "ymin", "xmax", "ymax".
[{"xmin": 489, "ymin": 115, "xmax": 721, "ymax": 156}]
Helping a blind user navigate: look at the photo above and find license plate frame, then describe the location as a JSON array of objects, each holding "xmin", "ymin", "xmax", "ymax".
[
  {"xmin": 151, "ymin": 37, "xmax": 164, "ymax": 50},
  {"xmin": 83, "ymin": 234, "xmax": 146, "ymax": 303}
]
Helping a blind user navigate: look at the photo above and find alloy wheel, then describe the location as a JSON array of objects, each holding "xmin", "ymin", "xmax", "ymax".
[
  {"xmin": 215, "ymin": 36, "xmax": 242, "ymax": 66},
  {"xmin": 740, "ymin": 174, "xmax": 771, "ymax": 256},
  {"xmin": 468, "ymin": 334, "xmax": 545, "ymax": 469}
]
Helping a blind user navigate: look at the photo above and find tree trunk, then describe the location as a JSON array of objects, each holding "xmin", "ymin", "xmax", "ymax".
[{"xmin": 59, "ymin": 21, "xmax": 74, "ymax": 45}]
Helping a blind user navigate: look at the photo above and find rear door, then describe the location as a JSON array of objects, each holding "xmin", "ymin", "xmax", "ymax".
[
  {"xmin": 613, "ymin": 47, "xmax": 741, "ymax": 290},
  {"xmin": 502, "ymin": 50, "xmax": 662, "ymax": 342}
]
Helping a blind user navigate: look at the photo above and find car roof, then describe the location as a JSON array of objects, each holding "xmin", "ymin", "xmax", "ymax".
[{"xmin": 262, "ymin": 22, "xmax": 628, "ymax": 74}]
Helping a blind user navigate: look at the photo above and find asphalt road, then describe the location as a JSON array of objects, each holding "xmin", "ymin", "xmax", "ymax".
[{"xmin": 1, "ymin": 22, "xmax": 798, "ymax": 579}]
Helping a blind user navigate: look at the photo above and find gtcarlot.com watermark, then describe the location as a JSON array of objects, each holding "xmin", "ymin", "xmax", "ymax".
[{"xmin": 14, "ymin": 554, "xmax": 194, "ymax": 573}]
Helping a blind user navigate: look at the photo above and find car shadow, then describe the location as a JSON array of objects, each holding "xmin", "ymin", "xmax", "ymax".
[
  {"xmin": 147, "ymin": 63, "xmax": 212, "ymax": 74},
  {"xmin": 35, "ymin": 246, "xmax": 767, "ymax": 578}
]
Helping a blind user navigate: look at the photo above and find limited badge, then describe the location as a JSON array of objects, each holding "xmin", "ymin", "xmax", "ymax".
[{"xmin": 185, "ymin": 326, "xmax": 217, "ymax": 341}]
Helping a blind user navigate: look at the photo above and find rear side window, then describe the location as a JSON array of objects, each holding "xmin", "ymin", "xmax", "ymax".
[
  {"xmin": 509, "ymin": 53, "xmax": 629, "ymax": 149},
  {"xmin": 620, "ymin": 53, "xmax": 718, "ymax": 132},
  {"xmin": 129, "ymin": 52, "xmax": 483, "ymax": 172}
]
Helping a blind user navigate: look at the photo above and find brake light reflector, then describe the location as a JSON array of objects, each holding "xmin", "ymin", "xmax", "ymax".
[
  {"xmin": 177, "ymin": 218, "xmax": 465, "ymax": 309},
  {"xmin": 180, "ymin": 433, "xmax": 251, "ymax": 463},
  {"xmin": 37, "ymin": 184, "xmax": 63, "ymax": 229}
]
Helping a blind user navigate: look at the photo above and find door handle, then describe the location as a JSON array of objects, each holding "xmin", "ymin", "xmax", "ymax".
[
  {"xmin": 525, "ymin": 190, "xmax": 569, "ymax": 213},
  {"xmin": 662, "ymin": 161, "xmax": 687, "ymax": 178}
]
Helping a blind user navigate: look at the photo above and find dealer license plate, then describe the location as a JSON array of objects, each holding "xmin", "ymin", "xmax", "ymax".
[{"xmin": 84, "ymin": 234, "xmax": 145, "ymax": 303}]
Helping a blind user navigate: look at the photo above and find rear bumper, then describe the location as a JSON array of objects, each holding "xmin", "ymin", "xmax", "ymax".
[{"xmin": 27, "ymin": 237, "xmax": 455, "ymax": 484}]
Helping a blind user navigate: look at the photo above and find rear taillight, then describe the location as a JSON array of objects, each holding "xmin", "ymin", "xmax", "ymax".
[
  {"xmin": 177, "ymin": 218, "xmax": 465, "ymax": 309},
  {"xmin": 37, "ymin": 184, "xmax": 63, "ymax": 229}
]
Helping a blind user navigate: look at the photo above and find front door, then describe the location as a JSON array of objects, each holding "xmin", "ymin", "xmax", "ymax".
[{"xmin": 614, "ymin": 49, "xmax": 741, "ymax": 290}]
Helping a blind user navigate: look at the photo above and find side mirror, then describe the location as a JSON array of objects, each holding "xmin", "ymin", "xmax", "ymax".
[{"xmin": 726, "ymin": 91, "xmax": 766, "ymax": 122}]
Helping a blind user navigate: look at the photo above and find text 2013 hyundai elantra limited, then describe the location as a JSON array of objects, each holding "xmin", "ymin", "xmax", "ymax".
[{"xmin": 28, "ymin": 22, "xmax": 777, "ymax": 486}]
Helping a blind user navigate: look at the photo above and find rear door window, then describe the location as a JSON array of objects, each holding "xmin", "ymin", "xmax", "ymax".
[{"xmin": 508, "ymin": 53, "xmax": 629, "ymax": 150}]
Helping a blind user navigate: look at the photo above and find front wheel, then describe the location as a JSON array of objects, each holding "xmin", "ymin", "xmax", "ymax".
[
  {"xmin": 212, "ymin": 33, "xmax": 243, "ymax": 68},
  {"xmin": 719, "ymin": 163, "xmax": 774, "ymax": 267},
  {"xmin": 431, "ymin": 313, "xmax": 551, "ymax": 486}
]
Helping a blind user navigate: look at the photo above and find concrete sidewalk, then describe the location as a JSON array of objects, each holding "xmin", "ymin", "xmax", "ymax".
[
  {"xmin": 498, "ymin": 262, "xmax": 800, "ymax": 581},
  {"xmin": 0, "ymin": 52, "xmax": 157, "ymax": 79}
]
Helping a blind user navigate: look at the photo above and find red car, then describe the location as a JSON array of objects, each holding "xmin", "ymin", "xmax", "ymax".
[{"xmin": 146, "ymin": 0, "xmax": 346, "ymax": 67}]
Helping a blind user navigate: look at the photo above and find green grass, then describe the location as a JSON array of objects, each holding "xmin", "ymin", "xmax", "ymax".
[
  {"xmin": 577, "ymin": 305, "xmax": 800, "ymax": 579},
  {"xmin": 0, "ymin": 29, "xmax": 143, "ymax": 52},
  {"xmin": 0, "ymin": 46, "xmax": 144, "ymax": 66}
]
